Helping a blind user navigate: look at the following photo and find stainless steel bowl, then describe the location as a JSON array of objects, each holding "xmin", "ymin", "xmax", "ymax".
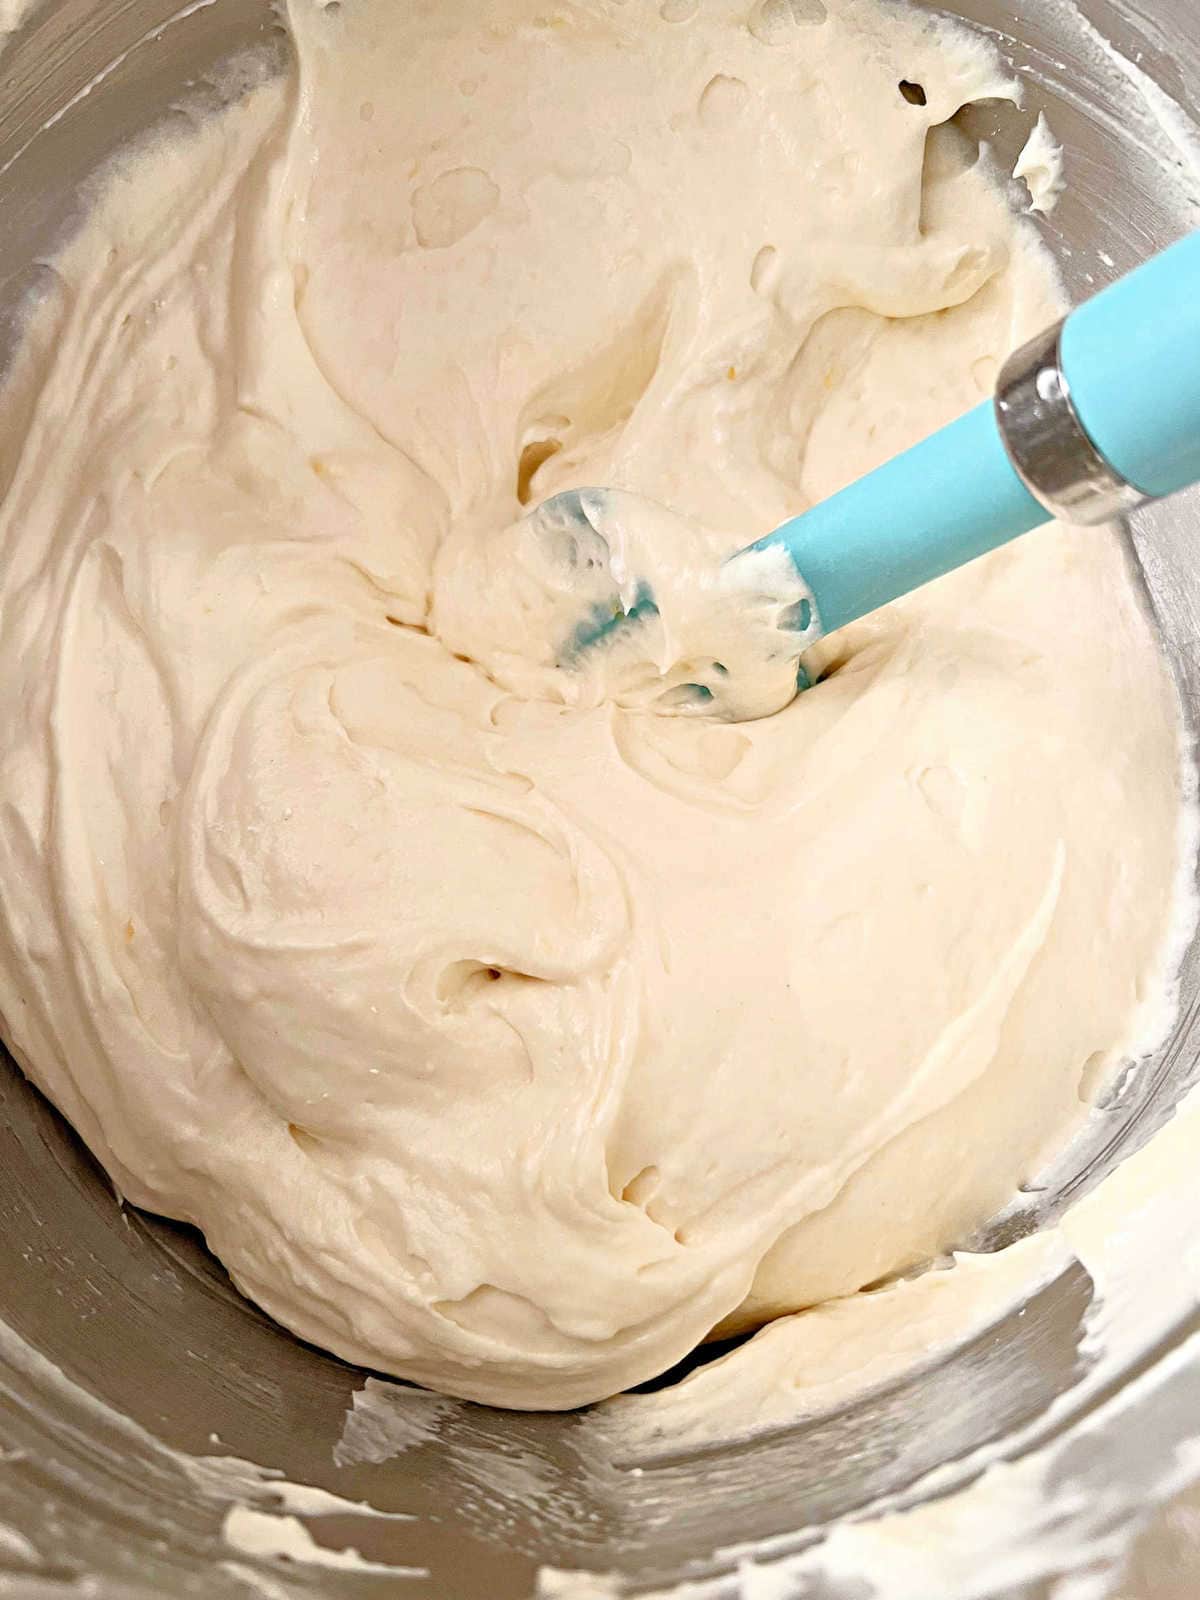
[{"xmin": 2, "ymin": 3, "xmax": 1199, "ymax": 1596}]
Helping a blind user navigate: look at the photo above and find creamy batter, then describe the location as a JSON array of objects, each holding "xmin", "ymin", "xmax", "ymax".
[{"xmin": 0, "ymin": 0, "xmax": 1186, "ymax": 1409}]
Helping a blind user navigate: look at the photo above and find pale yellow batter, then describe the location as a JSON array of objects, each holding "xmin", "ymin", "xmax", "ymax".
[{"xmin": 0, "ymin": 0, "xmax": 1185, "ymax": 1408}]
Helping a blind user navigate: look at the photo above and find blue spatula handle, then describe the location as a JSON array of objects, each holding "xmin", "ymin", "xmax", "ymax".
[
  {"xmin": 1063, "ymin": 235, "xmax": 1200, "ymax": 499},
  {"xmin": 748, "ymin": 231, "xmax": 1200, "ymax": 635}
]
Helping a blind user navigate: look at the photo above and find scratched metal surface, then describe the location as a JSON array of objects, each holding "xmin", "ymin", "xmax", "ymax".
[{"xmin": 0, "ymin": 1, "xmax": 1198, "ymax": 1596}]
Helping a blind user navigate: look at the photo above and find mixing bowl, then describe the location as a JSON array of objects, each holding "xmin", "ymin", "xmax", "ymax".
[{"xmin": 1, "ymin": 2, "xmax": 1199, "ymax": 1596}]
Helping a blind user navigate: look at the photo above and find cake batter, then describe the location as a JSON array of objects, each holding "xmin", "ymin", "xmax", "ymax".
[{"xmin": 0, "ymin": 0, "xmax": 1185, "ymax": 1408}]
